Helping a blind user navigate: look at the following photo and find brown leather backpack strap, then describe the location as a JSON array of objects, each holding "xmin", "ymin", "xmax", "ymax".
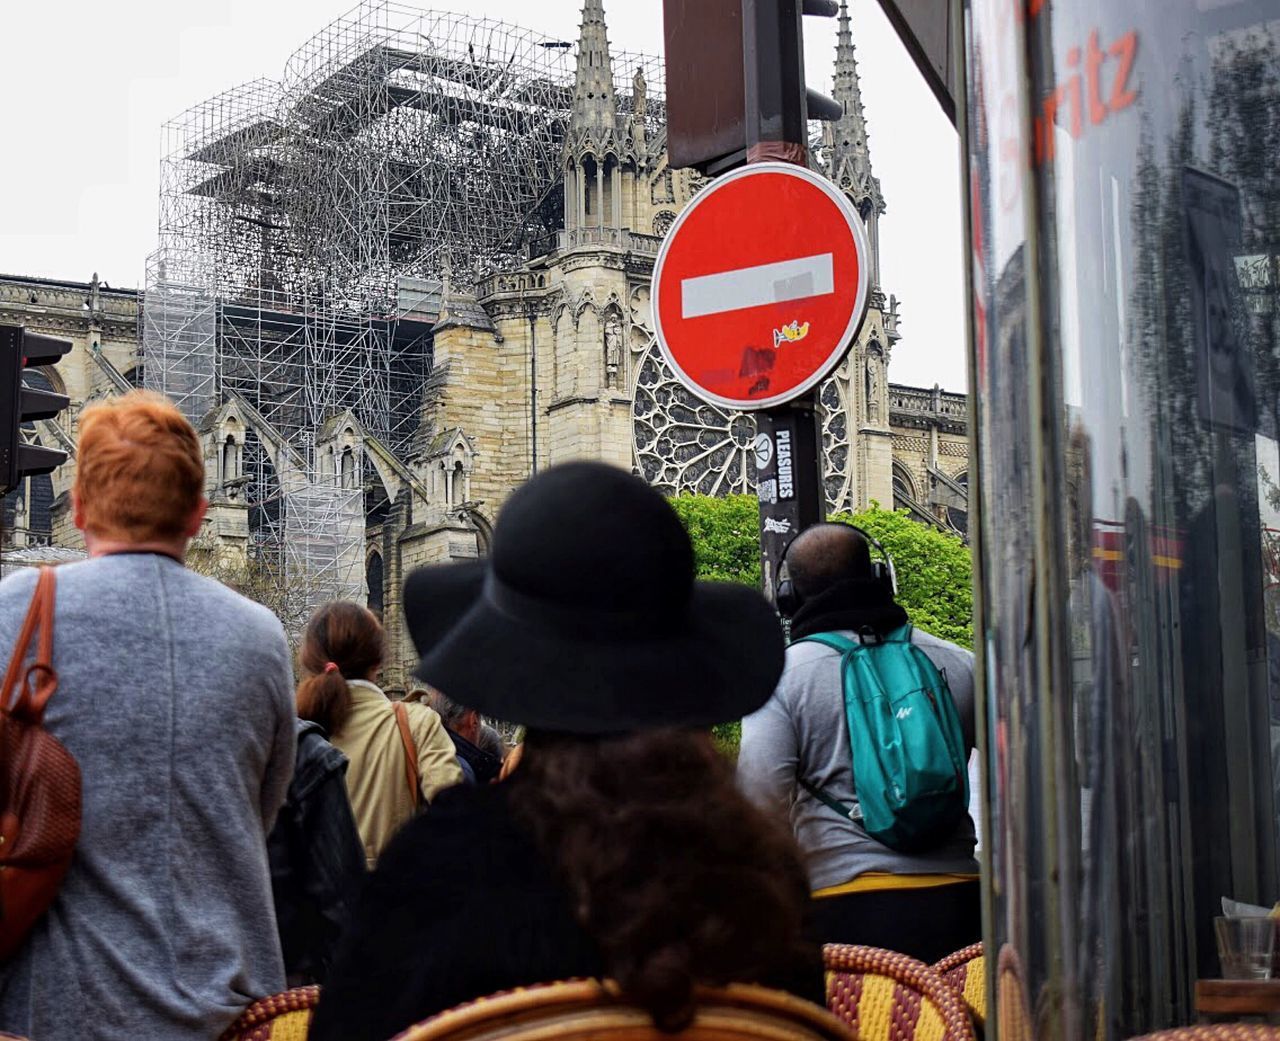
[
  {"xmin": 2, "ymin": 567, "xmax": 56, "ymax": 715},
  {"xmin": 393, "ymin": 701, "xmax": 421, "ymax": 809}
]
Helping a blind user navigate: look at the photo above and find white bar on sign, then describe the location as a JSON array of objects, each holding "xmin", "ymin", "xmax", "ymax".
[{"xmin": 680, "ymin": 253, "xmax": 835, "ymax": 319}]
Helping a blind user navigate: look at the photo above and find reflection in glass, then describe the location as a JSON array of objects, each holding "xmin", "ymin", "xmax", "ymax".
[{"xmin": 965, "ymin": 2, "xmax": 1280, "ymax": 1037}]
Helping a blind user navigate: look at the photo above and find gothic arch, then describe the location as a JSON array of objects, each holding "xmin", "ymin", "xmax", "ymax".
[{"xmin": 892, "ymin": 462, "xmax": 918, "ymax": 508}]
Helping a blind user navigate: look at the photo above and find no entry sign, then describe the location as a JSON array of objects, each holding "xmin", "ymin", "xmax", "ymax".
[{"xmin": 651, "ymin": 162, "xmax": 871, "ymax": 411}]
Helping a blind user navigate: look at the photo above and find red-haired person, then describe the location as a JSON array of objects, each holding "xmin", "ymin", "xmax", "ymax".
[
  {"xmin": 0, "ymin": 392, "xmax": 296, "ymax": 1041},
  {"xmin": 295, "ymin": 602, "xmax": 462, "ymax": 867}
]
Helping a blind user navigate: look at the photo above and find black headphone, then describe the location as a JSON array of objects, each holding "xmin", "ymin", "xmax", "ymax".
[{"xmin": 774, "ymin": 522, "xmax": 897, "ymax": 619}]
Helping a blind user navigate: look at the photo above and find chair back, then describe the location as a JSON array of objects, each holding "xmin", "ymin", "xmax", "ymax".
[
  {"xmin": 1128, "ymin": 1029, "xmax": 1280, "ymax": 1041},
  {"xmin": 217, "ymin": 985, "xmax": 321, "ymax": 1041},
  {"xmin": 823, "ymin": 944, "xmax": 976, "ymax": 1041},
  {"xmin": 932, "ymin": 942, "xmax": 987, "ymax": 1028},
  {"xmin": 391, "ymin": 978, "xmax": 854, "ymax": 1041}
]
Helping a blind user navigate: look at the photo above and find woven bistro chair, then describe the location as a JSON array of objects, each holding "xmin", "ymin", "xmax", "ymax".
[
  {"xmin": 1128, "ymin": 1029, "xmax": 1280, "ymax": 1041},
  {"xmin": 823, "ymin": 944, "xmax": 976, "ymax": 1041},
  {"xmin": 933, "ymin": 942, "xmax": 987, "ymax": 1030},
  {"xmin": 217, "ymin": 985, "xmax": 320, "ymax": 1041},
  {"xmin": 993, "ymin": 944, "xmax": 1033, "ymax": 1041},
  {"xmin": 390, "ymin": 978, "xmax": 855, "ymax": 1041}
]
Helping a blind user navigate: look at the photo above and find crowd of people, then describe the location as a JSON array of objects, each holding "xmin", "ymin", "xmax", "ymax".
[{"xmin": 0, "ymin": 391, "xmax": 979, "ymax": 1041}]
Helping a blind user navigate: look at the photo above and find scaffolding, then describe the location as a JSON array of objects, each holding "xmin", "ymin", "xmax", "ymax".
[{"xmin": 143, "ymin": 1, "xmax": 664, "ymax": 625}]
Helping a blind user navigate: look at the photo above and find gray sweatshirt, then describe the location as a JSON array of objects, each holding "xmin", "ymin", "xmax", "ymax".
[
  {"xmin": 0, "ymin": 554, "xmax": 296, "ymax": 1041},
  {"xmin": 738, "ymin": 628, "xmax": 979, "ymax": 891}
]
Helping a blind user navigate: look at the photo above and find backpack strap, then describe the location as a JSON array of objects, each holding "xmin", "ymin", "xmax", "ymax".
[
  {"xmin": 794, "ymin": 632, "xmax": 859, "ymax": 653},
  {"xmin": 798, "ymin": 777, "xmax": 862, "ymax": 822},
  {"xmin": 393, "ymin": 702, "xmax": 421, "ymax": 809},
  {"xmin": 793, "ymin": 631, "xmax": 864, "ymax": 824},
  {"xmin": 2, "ymin": 567, "xmax": 57, "ymax": 723}
]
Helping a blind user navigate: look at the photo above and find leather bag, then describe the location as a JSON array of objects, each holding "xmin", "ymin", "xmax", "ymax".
[
  {"xmin": 0, "ymin": 567, "xmax": 82, "ymax": 959},
  {"xmin": 393, "ymin": 702, "xmax": 420, "ymax": 809}
]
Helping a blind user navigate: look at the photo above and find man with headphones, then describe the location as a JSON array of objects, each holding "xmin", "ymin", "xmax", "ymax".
[{"xmin": 737, "ymin": 522, "xmax": 981, "ymax": 964}]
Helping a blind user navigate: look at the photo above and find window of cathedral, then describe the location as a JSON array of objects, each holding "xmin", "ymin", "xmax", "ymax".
[
  {"xmin": 944, "ymin": 471, "xmax": 968, "ymax": 540},
  {"xmin": 450, "ymin": 461, "xmax": 466, "ymax": 505},
  {"xmin": 366, "ymin": 551, "xmax": 384, "ymax": 616},
  {"xmin": 892, "ymin": 463, "xmax": 918, "ymax": 511}
]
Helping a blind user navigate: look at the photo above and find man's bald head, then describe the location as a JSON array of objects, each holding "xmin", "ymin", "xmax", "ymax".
[{"xmin": 784, "ymin": 523, "xmax": 874, "ymax": 601}]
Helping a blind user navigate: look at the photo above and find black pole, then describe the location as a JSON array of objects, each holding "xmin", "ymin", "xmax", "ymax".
[
  {"xmin": 527, "ymin": 304, "xmax": 538, "ymax": 477},
  {"xmin": 742, "ymin": 0, "xmax": 826, "ymax": 601}
]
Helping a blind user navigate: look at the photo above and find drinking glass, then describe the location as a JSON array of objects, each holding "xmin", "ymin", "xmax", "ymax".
[{"xmin": 1215, "ymin": 916, "xmax": 1275, "ymax": 980}]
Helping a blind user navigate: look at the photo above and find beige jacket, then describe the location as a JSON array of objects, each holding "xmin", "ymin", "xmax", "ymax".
[{"xmin": 332, "ymin": 679, "xmax": 464, "ymax": 867}]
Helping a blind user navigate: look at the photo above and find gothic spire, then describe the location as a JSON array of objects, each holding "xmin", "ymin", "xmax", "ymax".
[
  {"xmin": 828, "ymin": 0, "xmax": 884, "ymax": 216},
  {"xmin": 569, "ymin": 0, "xmax": 619, "ymax": 150}
]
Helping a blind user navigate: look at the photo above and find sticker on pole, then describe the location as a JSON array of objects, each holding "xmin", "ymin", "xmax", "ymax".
[{"xmin": 651, "ymin": 162, "xmax": 871, "ymax": 411}]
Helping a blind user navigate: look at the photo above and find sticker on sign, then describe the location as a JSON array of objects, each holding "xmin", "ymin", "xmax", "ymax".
[{"xmin": 651, "ymin": 162, "xmax": 871, "ymax": 411}]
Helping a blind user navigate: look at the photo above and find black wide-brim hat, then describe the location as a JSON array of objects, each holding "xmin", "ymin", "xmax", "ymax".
[{"xmin": 403, "ymin": 462, "xmax": 785, "ymax": 734}]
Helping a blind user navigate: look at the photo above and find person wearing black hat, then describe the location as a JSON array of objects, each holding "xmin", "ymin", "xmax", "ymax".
[{"xmin": 308, "ymin": 462, "xmax": 823, "ymax": 1041}]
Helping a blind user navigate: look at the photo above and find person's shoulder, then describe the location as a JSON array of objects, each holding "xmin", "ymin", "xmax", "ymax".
[
  {"xmin": 781, "ymin": 634, "xmax": 848, "ymax": 677},
  {"xmin": 175, "ymin": 567, "xmax": 287, "ymax": 646},
  {"xmin": 401, "ymin": 698, "xmax": 446, "ymax": 735},
  {"xmin": 910, "ymin": 628, "xmax": 974, "ymax": 668},
  {"xmin": 0, "ymin": 565, "xmax": 41, "ymax": 607}
]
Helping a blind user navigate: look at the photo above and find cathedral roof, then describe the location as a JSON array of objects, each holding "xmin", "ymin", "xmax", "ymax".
[
  {"xmin": 566, "ymin": 0, "xmax": 627, "ymax": 158},
  {"xmin": 827, "ymin": 0, "xmax": 885, "ymax": 216}
]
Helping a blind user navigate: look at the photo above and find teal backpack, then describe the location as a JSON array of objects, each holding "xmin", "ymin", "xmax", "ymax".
[{"xmin": 797, "ymin": 624, "xmax": 969, "ymax": 853}]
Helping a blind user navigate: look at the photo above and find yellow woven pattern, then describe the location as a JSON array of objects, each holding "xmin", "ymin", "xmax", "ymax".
[
  {"xmin": 217, "ymin": 986, "xmax": 321, "ymax": 1041},
  {"xmin": 265, "ymin": 1011, "xmax": 312, "ymax": 1041},
  {"xmin": 915, "ymin": 1001, "xmax": 946, "ymax": 1041},
  {"xmin": 856, "ymin": 973, "xmax": 897, "ymax": 1041},
  {"xmin": 1129, "ymin": 1029, "xmax": 1280, "ymax": 1041},
  {"xmin": 823, "ymin": 944, "xmax": 975, "ymax": 1041},
  {"xmin": 960, "ymin": 957, "xmax": 985, "ymax": 1022}
]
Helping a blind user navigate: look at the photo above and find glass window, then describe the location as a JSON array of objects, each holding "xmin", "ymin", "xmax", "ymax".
[{"xmin": 965, "ymin": 1, "xmax": 1280, "ymax": 1035}]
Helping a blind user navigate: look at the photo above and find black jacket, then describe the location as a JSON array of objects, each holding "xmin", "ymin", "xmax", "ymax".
[
  {"xmin": 310, "ymin": 782, "xmax": 823, "ymax": 1041},
  {"xmin": 267, "ymin": 720, "xmax": 366, "ymax": 984},
  {"xmin": 445, "ymin": 727, "xmax": 503, "ymax": 786}
]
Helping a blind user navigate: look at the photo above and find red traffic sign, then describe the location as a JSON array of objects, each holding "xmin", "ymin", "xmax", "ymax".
[{"xmin": 652, "ymin": 162, "xmax": 871, "ymax": 410}]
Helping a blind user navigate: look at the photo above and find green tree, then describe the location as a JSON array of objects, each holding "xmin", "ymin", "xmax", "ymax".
[
  {"xmin": 668, "ymin": 494, "xmax": 762, "ymax": 586},
  {"xmin": 834, "ymin": 506, "xmax": 973, "ymax": 649},
  {"xmin": 669, "ymin": 494, "xmax": 973, "ymax": 648}
]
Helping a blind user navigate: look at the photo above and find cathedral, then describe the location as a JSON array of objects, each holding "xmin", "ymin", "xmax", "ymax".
[{"xmin": 0, "ymin": 0, "xmax": 968, "ymax": 694}]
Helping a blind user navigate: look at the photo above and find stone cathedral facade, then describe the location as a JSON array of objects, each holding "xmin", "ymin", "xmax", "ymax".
[{"xmin": 1, "ymin": 1, "xmax": 968, "ymax": 693}]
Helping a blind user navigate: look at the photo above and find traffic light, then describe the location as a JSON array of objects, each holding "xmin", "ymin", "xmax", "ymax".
[
  {"xmin": 0, "ymin": 324, "xmax": 72, "ymax": 495},
  {"xmin": 663, "ymin": 0, "xmax": 842, "ymax": 174}
]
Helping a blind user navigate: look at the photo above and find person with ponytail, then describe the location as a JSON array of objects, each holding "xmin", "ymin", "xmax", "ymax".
[
  {"xmin": 310, "ymin": 464, "xmax": 822, "ymax": 1041},
  {"xmin": 296, "ymin": 601, "xmax": 462, "ymax": 867}
]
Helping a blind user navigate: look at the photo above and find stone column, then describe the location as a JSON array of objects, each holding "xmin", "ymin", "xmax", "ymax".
[
  {"xmin": 611, "ymin": 163, "xmax": 622, "ymax": 230},
  {"xmin": 564, "ymin": 167, "xmax": 575, "ymax": 232},
  {"xmin": 596, "ymin": 162, "xmax": 605, "ymax": 230}
]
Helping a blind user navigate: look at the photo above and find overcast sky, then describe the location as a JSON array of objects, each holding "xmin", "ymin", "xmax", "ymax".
[{"xmin": 0, "ymin": 0, "xmax": 966, "ymax": 390}]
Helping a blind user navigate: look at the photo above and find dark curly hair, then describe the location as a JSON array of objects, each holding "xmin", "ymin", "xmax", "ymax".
[{"xmin": 506, "ymin": 727, "xmax": 817, "ymax": 1031}]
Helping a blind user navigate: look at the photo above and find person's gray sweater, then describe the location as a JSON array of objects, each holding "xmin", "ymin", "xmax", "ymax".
[
  {"xmin": 0, "ymin": 554, "xmax": 296, "ymax": 1041},
  {"xmin": 738, "ymin": 628, "xmax": 979, "ymax": 891}
]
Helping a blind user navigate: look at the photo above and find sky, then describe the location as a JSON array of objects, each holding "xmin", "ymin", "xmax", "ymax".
[{"xmin": 0, "ymin": 0, "xmax": 966, "ymax": 390}]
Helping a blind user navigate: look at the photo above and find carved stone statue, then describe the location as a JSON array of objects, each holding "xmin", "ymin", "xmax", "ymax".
[
  {"xmin": 633, "ymin": 67, "xmax": 647, "ymax": 118},
  {"xmin": 605, "ymin": 317, "xmax": 623, "ymax": 388},
  {"xmin": 866, "ymin": 352, "xmax": 882, "ymax": 422}
]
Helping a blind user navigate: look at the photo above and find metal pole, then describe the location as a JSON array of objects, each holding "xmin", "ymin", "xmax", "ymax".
[
  {"xmin": 742, "ymin": 0, "xmax": 825, "ymax": 601},
  {"xmin": 527, "ymin": 304, "xmax": 538, "ymax": 477}
]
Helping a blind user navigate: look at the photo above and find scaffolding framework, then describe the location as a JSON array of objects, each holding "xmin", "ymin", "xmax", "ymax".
[{"xmin": 143, "ymin": 2, "xmax": 664, "ymax": 623}]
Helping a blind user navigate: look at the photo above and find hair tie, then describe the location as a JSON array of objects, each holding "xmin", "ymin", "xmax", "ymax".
[{"xmin": 323, "ymin": 662, "xmax": 340, "ymax": 675}]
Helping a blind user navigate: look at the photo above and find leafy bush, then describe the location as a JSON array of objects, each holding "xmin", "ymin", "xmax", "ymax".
[{"xmin": 669, "ymin": 494, "xmax": 972, "ymax": 648}]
